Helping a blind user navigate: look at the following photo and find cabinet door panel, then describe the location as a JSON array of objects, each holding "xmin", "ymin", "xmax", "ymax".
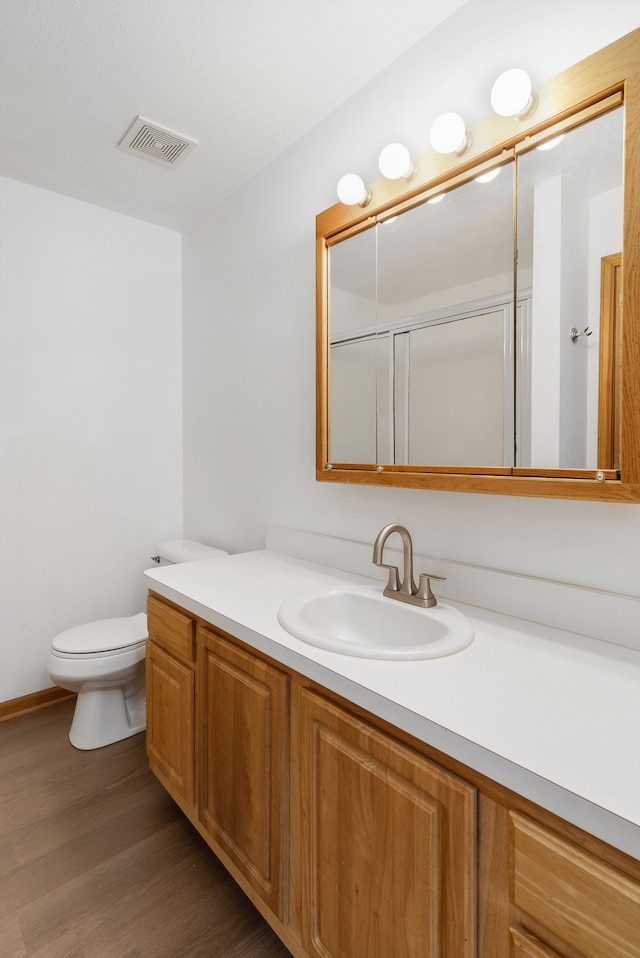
[
  {"xmin": 199, "ymin": 628, "xmax": 289, "ymax": 920},
  {"xmin": 298, "ymin": 688, "xmax": 476, "ymax": 958},
  {"xmin": 146, "ymin": 641, "xmax": 195, "ymax": 806},
  {"xmin": 510, "ymin": 926, "xmax": 562, "ymax": 958}
]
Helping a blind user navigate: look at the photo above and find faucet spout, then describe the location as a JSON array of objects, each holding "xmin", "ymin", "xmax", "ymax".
[{"xmin": 372, "ymin": 523, "xmax": 416, "ymax": 597}]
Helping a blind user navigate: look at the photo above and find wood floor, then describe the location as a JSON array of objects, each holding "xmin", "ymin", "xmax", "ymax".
[{"xmin": 0, "ymin": 699, "xmax": 293, "ymax": 958}]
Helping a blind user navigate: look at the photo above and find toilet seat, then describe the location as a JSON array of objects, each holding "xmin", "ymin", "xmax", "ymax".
[
  {"xmin": 52, "ymin": 612, "xmax": 147, "ymax": 656},
  {"xmin": 50, "ymin": 640, "xmax": 146, "ymax": 661}
]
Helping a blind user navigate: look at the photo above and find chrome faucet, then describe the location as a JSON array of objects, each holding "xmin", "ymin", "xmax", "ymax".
[{"xmin": 372, "ymin": 523, "xmax": 445, "ymax": 609}]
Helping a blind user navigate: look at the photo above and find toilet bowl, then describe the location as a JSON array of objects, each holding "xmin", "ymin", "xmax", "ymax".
[{"xmin": 48, "ymin": 539, "xmax": 228, "ymax": 750}]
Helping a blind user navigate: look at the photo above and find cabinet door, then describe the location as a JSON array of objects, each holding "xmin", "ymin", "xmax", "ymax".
[
  {"xmin": 146, "ymin": 640, "xmax": 195, "ymax": 807},
  {"xmin": 199, "ymin": 627, "xmax": 289, "ymax": 921},
  {"xmin": 297, "ymin": 687, "xmax": 477, "ymax": 958}
]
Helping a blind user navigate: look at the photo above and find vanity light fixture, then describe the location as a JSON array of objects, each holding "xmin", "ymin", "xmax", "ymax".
[
  {"xmin": 378, "ymin": 142, "xmax": 417, "ymax": 181},
  {"xmin": 336, "ymin": 173, "xmax": 372, "ymax": 207},
  {"xmin": 429, "ymin": 112, "xmax": 471, "ymax": 156},
  {"xmin": 490, "ymin": 68, "xmax": 538, "ymax": 120}
]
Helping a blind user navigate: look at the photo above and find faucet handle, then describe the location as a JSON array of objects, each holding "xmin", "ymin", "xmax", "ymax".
[
  {"xmin": 378, "ymin": 563, "xmax": 400, "ymax": 593},
  {"xmin": 416, "ymin": 573, "xmax": 446, "ymax": 607}
]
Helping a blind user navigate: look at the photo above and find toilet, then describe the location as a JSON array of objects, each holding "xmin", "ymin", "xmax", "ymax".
[{"xmin": 48, "ymin": 539, "xmax": 228, "ymax": 750}]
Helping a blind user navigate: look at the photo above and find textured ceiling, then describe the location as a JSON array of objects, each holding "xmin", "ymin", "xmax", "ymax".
[{"xmin": 0, "ymin": 0, "xmax": 467, "ymax": 230}]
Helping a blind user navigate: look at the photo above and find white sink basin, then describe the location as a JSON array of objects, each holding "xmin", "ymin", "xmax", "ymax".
[{"xmin": 277, "ymin": 585, "xmax": 474, "ymax": 660}]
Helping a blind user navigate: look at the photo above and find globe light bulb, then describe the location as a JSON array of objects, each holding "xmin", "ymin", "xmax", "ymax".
[
  {"xmin": 429, "ymin": 113, "xmax": 470, "ymax": 155},
  {"xmin": 491, "ymin": 69, "xmax": 536, "ymax": 119},
  {"xmin": 537, "ymin": 134, "xmax": 565, "ymax": 151},
  {"xmin": 378, "ymin": 142, "xmax": 415, "ymax": 180},
  {"xmin": 475, "ymin": 168, "xmax": 501, "ymax": 184},
  {"xmin": 336, "ymin": 173, "xmax": 370, "ymax": 206}
]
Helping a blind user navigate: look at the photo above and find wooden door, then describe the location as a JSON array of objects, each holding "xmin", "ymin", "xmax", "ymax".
[
  {"xmin": 297, "ymin": 686, "xmax": 476, "ymax": 958},
  {"xmin": 146, "ymin": 640, "xmax": 195, "ymax": 807},
  {"xmin": 199, "ymin": 627, "xmax": 289, "ymax": 921},
  {"xmin": 598, "ymin": 252, "xmax": 622, "ymax": 469}
]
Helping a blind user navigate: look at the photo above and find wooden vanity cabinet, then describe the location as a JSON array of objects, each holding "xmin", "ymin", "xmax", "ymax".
[
  {"xmin": 145, "ymin": 594, "xmax": 640, "ymax": 958},
  {"xmin": 198, "ymin": 624, "xmax": 290, "ymax": 922},
  {"xmin": 146, "ymin": 594, "xmax": 197, "ymax": 809}
]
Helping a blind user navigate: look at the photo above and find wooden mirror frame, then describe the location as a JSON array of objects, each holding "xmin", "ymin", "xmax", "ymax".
[{"xmin": 316, "ymin": 29, "xmax": 640, "ymax": 502}]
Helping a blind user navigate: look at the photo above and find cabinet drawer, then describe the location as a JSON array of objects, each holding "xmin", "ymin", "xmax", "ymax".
[
  {"xmin": 510, "ymin": 812, "xmax": 640, "ymax": 958},
  {"xmin": 147, "ymin": 594, "xmax": 195, "ymax": 662}
]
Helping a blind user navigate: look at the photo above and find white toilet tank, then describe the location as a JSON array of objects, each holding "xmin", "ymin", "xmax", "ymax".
[{"xmin": 153, "ymin": 538, "xmax": 229, "ymax": 566}]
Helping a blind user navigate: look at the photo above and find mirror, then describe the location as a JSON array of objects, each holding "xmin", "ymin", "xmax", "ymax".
[
  {"xmin": 328, "ymin": 107, "xmax": 623, "ymax": 473},
  {"xmin": 317, "ymin": 29, "xmax": 640, "ymax": 501}
]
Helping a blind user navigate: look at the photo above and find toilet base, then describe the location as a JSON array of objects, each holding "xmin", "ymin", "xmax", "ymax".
[{"xmin": 69, "ymin": 684, "xmax": 146, "ymax": 750}]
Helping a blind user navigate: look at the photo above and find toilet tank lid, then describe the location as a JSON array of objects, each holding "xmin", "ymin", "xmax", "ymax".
[
  {"xmin": 52, "ymin": 612, "xmax": 148, "ymax": 654},
  {"xmin": 157, "ymin": 538, "xmax": 229, "ymax": 563}
]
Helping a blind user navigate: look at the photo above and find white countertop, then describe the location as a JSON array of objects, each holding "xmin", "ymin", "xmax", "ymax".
[{"xmin": 144, "ymin": 549, "xmax": 640, "ymax": 859}]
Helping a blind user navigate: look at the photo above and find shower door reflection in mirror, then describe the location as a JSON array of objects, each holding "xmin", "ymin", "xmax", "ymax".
[{"xmin": 328, "ymin": 160, "xmax": 517, "ymax": 467}]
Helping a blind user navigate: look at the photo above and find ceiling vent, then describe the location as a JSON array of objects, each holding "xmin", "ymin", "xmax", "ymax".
[{"xmin": 118, "ymin": 116, "xmax": 198, "ymax": 168}]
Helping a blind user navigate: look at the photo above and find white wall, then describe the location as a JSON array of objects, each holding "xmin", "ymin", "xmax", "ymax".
[
  {"xmin": 0, "ymin": 177, "xmax": 183, "ymax": 699},
  {"xmin": 182, "ymin": 0, "xmax": 640, "ymax": 601}
]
